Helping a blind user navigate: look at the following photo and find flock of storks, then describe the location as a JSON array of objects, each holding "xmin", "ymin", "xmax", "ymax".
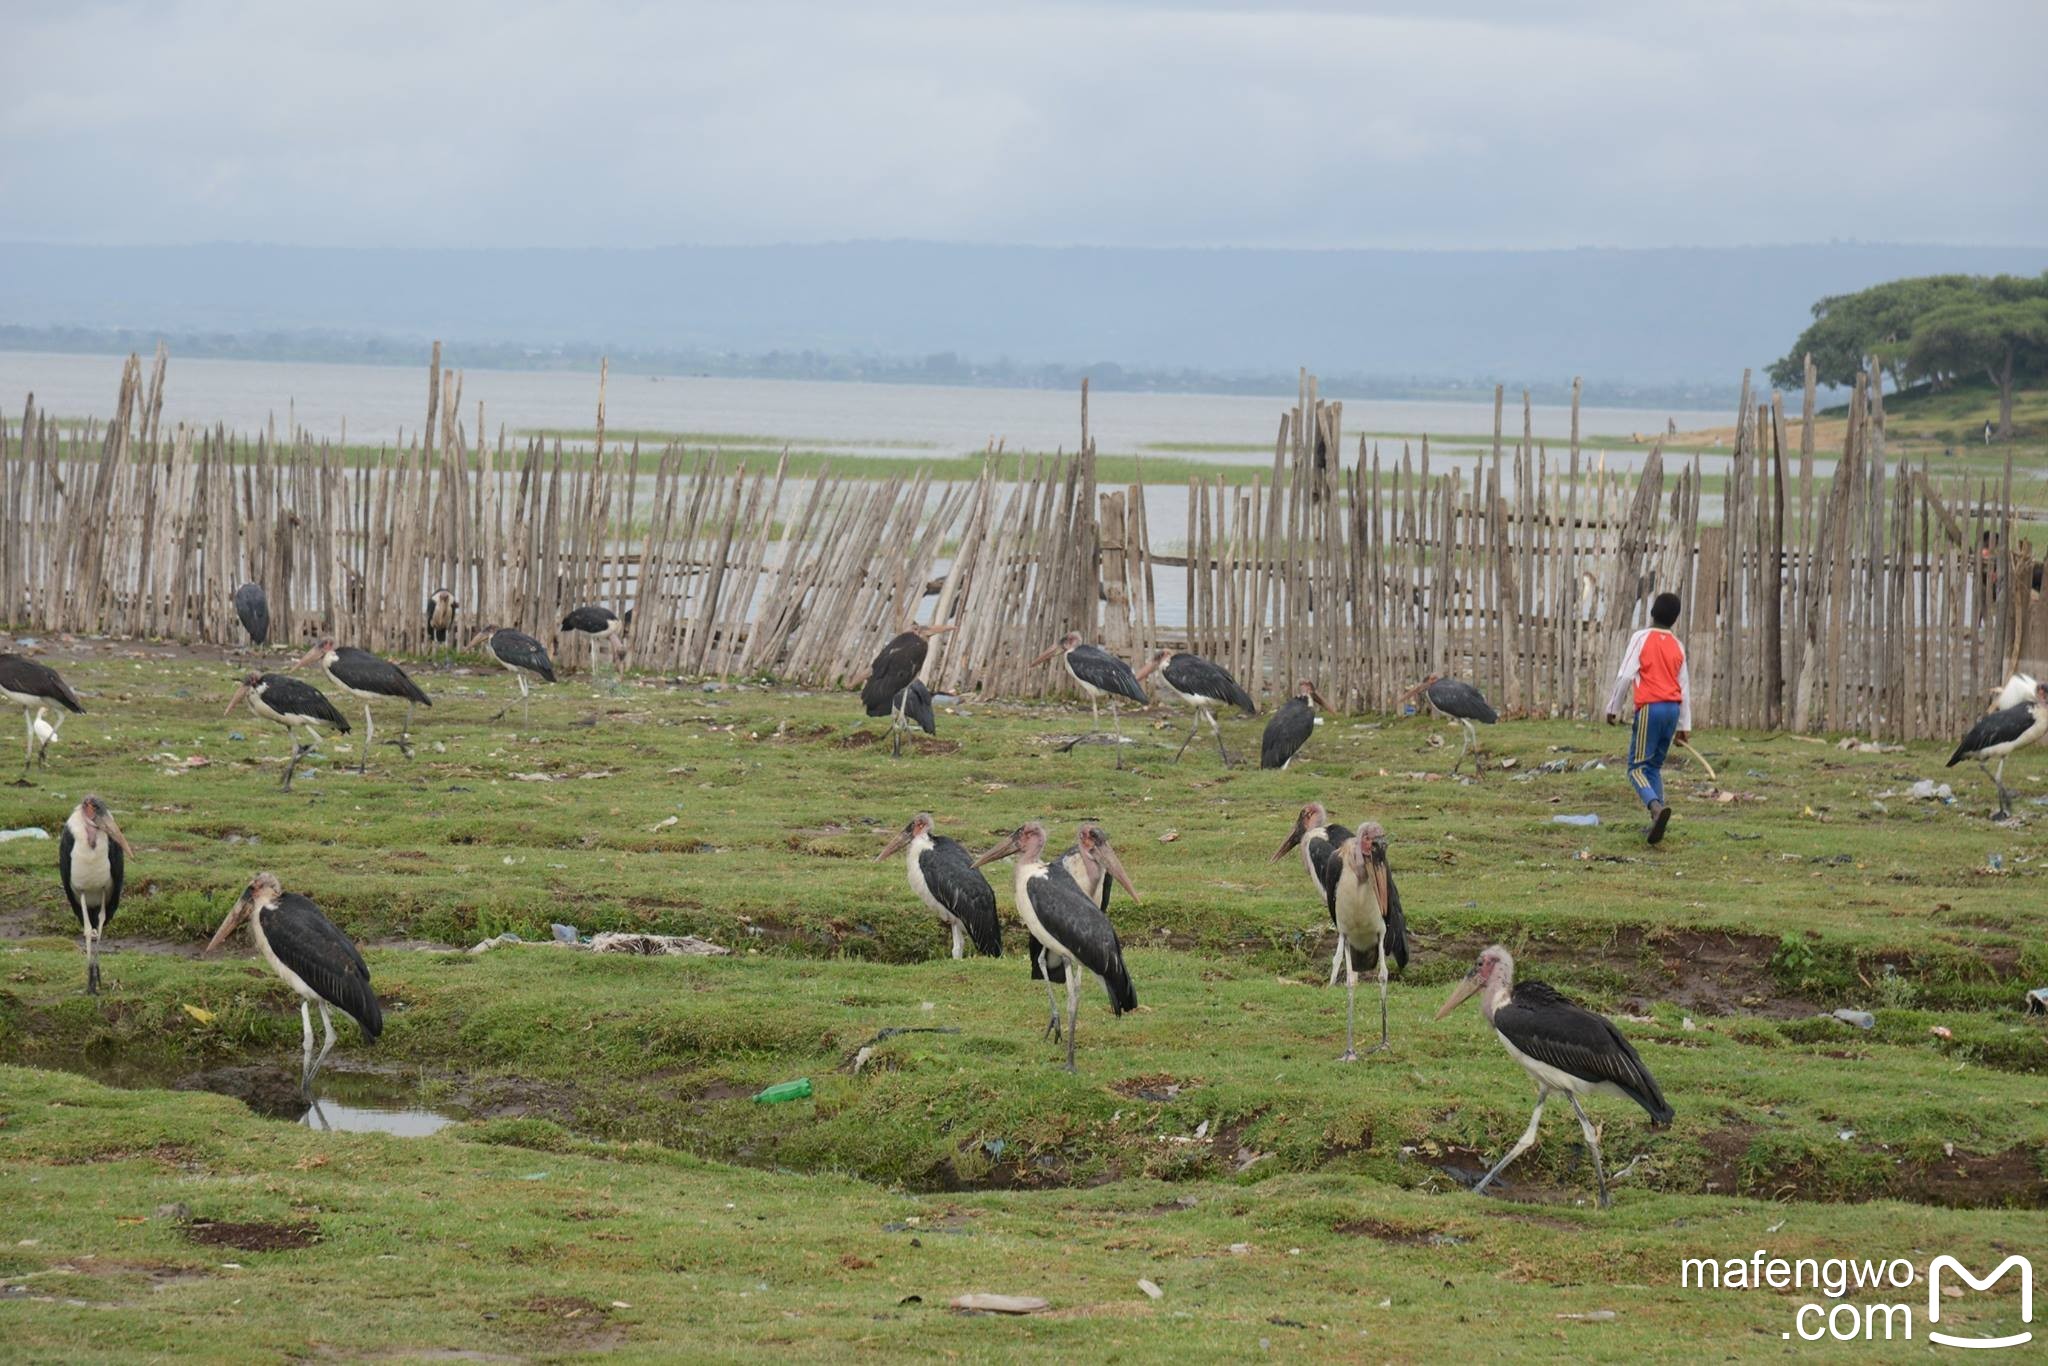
[{"xmin": 1, "ymin": 585, "xmax": 2044, "ymax": 1207}]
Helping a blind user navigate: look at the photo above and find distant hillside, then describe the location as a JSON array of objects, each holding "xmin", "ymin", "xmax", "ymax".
[{"xmin": 3, "ymin": 241, "xmax": 2046, "ymax": 392}]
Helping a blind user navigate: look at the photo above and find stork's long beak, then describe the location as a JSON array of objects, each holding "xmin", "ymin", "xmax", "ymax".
[
  {"xmin": 224, "ymin": 682, "xmax": 250, "ymax": 717},
  {"xmin": 1368, "ymin": 840, "xmax": 1391, "ymax": 918},
  {"xmin": 103, "ymin": 815, "xmax": 133, "ymax": 858},
  {"xmin": 1395, "ymin": 680, "xmax": 1427, "ymax": 706},
  {"xmin": 291, "ymin": 643, "xmax": 322, "ymax": 669},
  {"xmin": 1093, "ymin": 841, "xmax": 1140, "ymax": 904},
  {"xmin": 971, "ymin": 831, "xmax": 1022, "ymax": 869},
  {"xmin": 467, "ymin": 630, "xmax": 491, "ymax": 649},
  {"xmin": 1272, "ymin": 813, "xmax": 1308, "ymax": 862},
  {"xmin": 927, "ymin": 623, "xmax": 957, "ymax": 637},
  {"xmin": 1435, "ymin": 972, "xmax": 1480, "ymax": 1020},
  {"xmin": 1029, "ymin": 643, "xmax": 1061, "ymax": 668},
  {"xmin": 1134, "ymin": 658, "xmax": 1157, "ymax": 681},
  {"xmin": 1310, "ymin": 686, "xmax": 1334, "ymax": 712},
  {"xmin": 205, "ymin": 892, "xmax": 252, "ymax": 954},
  {"xmin": 876, "ymin": 827, "xmax": 914, "ymax": 861}
]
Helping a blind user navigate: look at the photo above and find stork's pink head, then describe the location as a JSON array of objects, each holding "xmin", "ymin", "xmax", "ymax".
[
  {"xmin": 1273, "ymin": 801, "xmax": 1328, "ymax": 861},
  {"xmin": 1437, "ymin": 945, "xmax": 1514, "ymax": 1020},
  {"xmin": 1134, "ymin": 648, "xmax": 1173, "ymax": 682},
  {"xmin": 1030, "ymin": 631, "xmax": 1084, "ymax": 668},
  {"xmin": 1077, "ymin": 823, "xmax": 1139, "ymax": 903},
  {"xmin": 1296, "ymin": 679, "xmax": 1332, "ymax": 711},
  {"xmin": 1397, "ymin": 674, "xmax": 1443, "ymax": 706},
  {"xmin": 971, "ymin": 820, "xmax": 1046, "ymax": 869},
  {"xmin": 294, "ymin": 638, "xmax": 337, "ymax": 669},
  {"xmin": 877, "ymin": 812, "xmax": 934, "ymax": 861}
]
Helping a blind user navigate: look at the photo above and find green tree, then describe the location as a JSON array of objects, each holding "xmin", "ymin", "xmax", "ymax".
[
  {"xmin": 1767, "ymin": 275, "xmax": 1979, "ymax": 392},
  {"xmin": 1900, "ymin": 274, "xmax": 2048, "ymax": 440}
]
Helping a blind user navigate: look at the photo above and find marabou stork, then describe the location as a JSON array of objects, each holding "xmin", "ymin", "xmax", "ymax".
[
  {"xmin": 877, "ymin": 812, "xmax": 1003, "ymax": 959},
  {"xmin": 1272, "ymin": 801, "xmax": 1353, "ymax": 986},
  {"xmin": 1437, "ymin": 945, "xmax": 1672, "ymax": 1209},
  {"xmin": 1261, "ymin": 679, "xmax": 1331, "ymax": 769},
  {"xmin": 1031, "ymin": 823, "xmax": 1140, "ymax": 1039},
  {"xmin": 295, "ymin": 639, "xmax": 431, "ymax": 773},
  {"xmin": 425, "ymin": 589, "xmax": 460, "ymax": 645},
  {"xmin": 865, "ymin": 679, "xmax": 937, "ymax": 739},
  {"xmin": 1947, "ymin": 679, "xmax": 2048, "ymax": 819},
  {"xmin": 232, "ymin": 582, "xmax": 271, "ymax": 646},
  {"xmin": 860, "ymin": 623, "xmax": 955, "ymax": 757},
  {"xmin": 1990, "ymin": 672, "xmax": 2040, "ymax": 711},
  {"xmin": 226, "ymin": 672, "xmax": 351, "ymax": 791},
  {"xmin": 206, "ymin": 871, "xmax": 383, "ymax": 1098},
  {"xmin": 0, "ymin": 653, "xmax": 84, "ymax": 772},
  {"xmin": 1134, "ymin": 648, "xmax": 1256, "ymax": 765},
  {"xmin": 1321, "ymin": 823, "xmax": 1408, "ymax": 1060},
  {"xmin": 973, "ymin": 821, "xmax": 1137, "ymax": 1071},
  {"xmin": 469, "ymin": 627, "xmax": 555, "ymax": 727},
  {"xmin": 1399, "ymin": 674, "xmax": 1498, "ymax": 775},
  {"xmin": 1031, "ymin": 632, "xmax": 1149, "ymax": 768},
  {"xmin": 58, "ymin": 796, "xmax": 129, "ymax": 995},
  {"xmin": 560, "ymin": 604, "xmax": 624, "ymax": 688}
]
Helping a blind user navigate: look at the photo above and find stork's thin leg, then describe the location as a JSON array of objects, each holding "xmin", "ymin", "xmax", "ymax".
[
  {"xmin": 281, "ymin": 740, "xmax": 307, "ymax": 791},
  {"xmin": 20, "ymin": 710, "xmax": 32, "ymax": 772},
  {"xmin": 298, "ymin": 1000, "xmax": 315, "ymax": 1096},
  {"xmin": 1339, "ymin": 957, "xmax": 1358, "ymax": 1062},
  {"xmin": 890, "ymin": 689, "xmax": 906, "ymax": 758},
  {"xmin": 1474, "ymin": 1089, "xmax": 1549, "ymax": 1194},
  {"xmin": 309, "ymin": 1002, "xmax": 338, "ymax": 1093},
  {"xmin": 400, "ymin": 701, "xmax": 415, "ymax": 757},
  {"xmin": 1173, "ymin": 714, "xmax": 1199, "ymax": 763},
  {"xmin": 359, "ymin": 704, "xmax": 373, "ymax": 775},
  {"xmin": 1109, "ymin": 701, "xmax": 1124, "ymax": 770},
  {"xmin": 1210, "ymin": 709, "xmax": 1231, "ymax": 767},
  {"xmin": 1063, "ymin": 969, "xmax": 1082, "ymax": 1073},
  {"xmin": 81, "ymin": 914, "xmax": 98, "ymax": 995},
  {"xmin": 950, "ymin": 921, "xmax": 964, "ymax": 961},
  {"xmin": 1985, "ymin": 756, "xmax": 2014, "ymax": 819},
  {"xmin": 307, "ymin": 1099, "xmax": 332, "ymax": 1132},
  {"xmin": 1462, "ymin": 718, "xmax": 1480, "ymax": 776},
  {"xmin": 519, "ymin": 673, "xmax": 531, "ymax": 730},
  {"xmin": 1569, "ymin": 1094, "xmax": 1611, "ymax": 1209},
  {"xmin": 1042, "ymin": 973, "xmax": 1063, "ymax": 1041},
  {"xmin": 1363, "ymin": 926, "xmax": 1392, "ymax": 1055},
  {"xmin": 1328, "ymin": 933, "xmax": 1346, "ymax": 987},
  {"xmin": 88, "ymin": 914, "xmax": 101, "ymax": 994}
]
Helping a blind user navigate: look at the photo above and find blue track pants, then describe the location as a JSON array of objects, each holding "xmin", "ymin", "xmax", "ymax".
[{"xmin": 1627, "ymin": 701, "xmax": 1681, "ymax": 809}]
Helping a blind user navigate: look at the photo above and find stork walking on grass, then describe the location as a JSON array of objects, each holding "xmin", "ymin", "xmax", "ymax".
[
  {"xmin": 865, "ymin": 678, "xmax": 937, "ymax": 741},
  {"xmin": 425, "ymin": 589, "xmax": 460, "ymax": 645},
  {"xmin": 1272, "ymin": 801, "xmax": 1354, "ymax": 986},
  {"xmin": 1031, "ymin": 633, "xmax": 1149, "ymax": 768},
  {"xmin": 560, "ymin": 604, "xmax": 624, "ymax": 688},
  {"xmin": 877, "ymin": 812, "xmax": 1003, "ymax": 959},
  {"xmin": 974, "ymin": 821, "xmax": 1137, "ymax": 1071},
  {"xmin": 1321, "ymin": 823, "xmax": 1408, "ymax": 1060},
  {"xmin": 59, "ymin": 796, "xmax": 129, "ymax": 995},
  {"xmin": 1399, "ymin": 674, "xmax": 1498, "ymax": 775},
  {"xmin": 232, "ymin": 582, "xmax": 271, "ymax": 647},
  {"xmin": 0, "ymin": 653, "xmax": 84, "ymax": 773},
  {"xmin": 470, "ymin": 627, "xmax": 555, "ymax": 727},
  {"xmin": 226, "ymin": 672, "xmax": 351, "ymax": 791},
  {"xmin": 860, "ymin": 623, "xmax": 954, "ymax": 757},
  {"xmin": 206, "ymin": 871, "xmax": 382, "ymax": 1098},
  {"xmin": 296, "ymin": 640, "xmax": 430, "ymax": 773},
  {"xmin": 1032, "ymin": 823, "xmax": 1140, "ymax": 1040},
  {"xmin": 1134, "ymin": 648, "xmax": 1256, "ymax": 765},
  {"xmin": 1947, "ymin": 679, "xmax": 2048, "ymax": 819},
  {"xmin": 1437, "ymin": 945, "xmax": 1672, "ymax": 1209},
  {"xmin": 1261, "ymin": 680, "xmax": 1331, "ymax": 770}
]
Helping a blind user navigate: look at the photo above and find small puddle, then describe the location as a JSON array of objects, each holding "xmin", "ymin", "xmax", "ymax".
[{"xmin": 12, "ymin": 1053, "xmax": 468, "ymax": 1136}]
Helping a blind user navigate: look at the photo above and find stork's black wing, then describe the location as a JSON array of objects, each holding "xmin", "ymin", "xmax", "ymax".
[
  {"xmin": 561, "ymin": 605, "xmax": 618, "ymax": 634},
  {"xmin": 263, "ymin": 893, "xmax": 383, "ymax": 1039},
  {"xmin": 861, "ymin": 632, "xmax": 927, "ymax": 713},
  {"xmin": 1067, "ymin": 644, "xmax": 1147, "ymax": 703},
  {"xmin": 1316, "ymin": 833, "xmax": 1352, "ymax": 921},
  {"xmin": 1949, "ymin": 702, "xmax": 2037, "ymax": 763},
  {"xmin": 232, "ymin": 583, "xmax": 270, "ymax": 644},
  {"xmin": 1494, "ymin": 980, "xmax": 1670, "ymax": 1124},
  {"xmin": 1381, "ymin": 867, "xmax": 1407, "ymax": 971},
  {"xmin": 0, "ymin": 654, "xmax": 84, "ymax": 712},
  {"xmin": 1164, "ymin": 653, "xmax": 1255, "ymax": 714},
  {"xmin": 56, "ymin": 826, "xmax": 78, "ymax": 918},
  {"xmin": 921, "ymin": 837, "xmax": 1001, "ymax": 956},
  {"xmin": 491, "ymin": 629, "xmax": 556, "ymax": 682},
  {"xmin": 885, "ymin": 681, "xmax": 936, "ymax": 734},
  {"xmin": 260, "ymin": 674, "xmax": 352, "ymax": 731},
  {"xmin": 1261, "ymin": 695, "xmax": 1314, "ymax": 768},
  {"xmin": 1427, "ymin": 677, "xmax": 1497, "ymax": 724},
  {"xmin": 1026, "ymin": 873, "xmax": 1135, "ymax": 1013},
  {"xmin": 331, "ymin": 647, "xmax": 431, "ymax": 706}
]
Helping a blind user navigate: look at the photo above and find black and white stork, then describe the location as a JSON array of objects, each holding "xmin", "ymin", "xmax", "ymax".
[
  {"xmin": 226, "ymin": 672, "xmax": 351, "ymax": 791},
  {"xmin": 877, "ymin": 812, "xmax": 1003, "ymax": 959},
  {"xmin": 1261, "ymin": 679, "xmax": 1331, "ymax": 770},
  {"xmin": 1031, "ymin": 823, "xmax": 1140, "ymax": 1040},
  {"xmin": 1032, "ymin": 632, "xmax": 1149, "ymax": 768},
  {"xmin": 425, "ymin": 588, "xmax": 460, "ymax": 645},
  {"xmin": 1437, "ymin": 945, "xmax": 1672, "ymax": 1208},
  {"xmin": 58, "ymin": 795, "xmax": 129, "ymax": 995},
  {"xmin": 1321, "ymin": 823, "xmax": 1408, "ymax": 1060},
  {"xmin": 232, "ymin": 582, "xmax": 271, "ymax": 646},
  {"xmin": 865, "ymin": 679, "xmax": 937, "ymax": 740},
  {"xmin": 0, "ymin": 653, "xmax": 84, "ymax": 772},
  {"xmin": 469, "ymin": 627, "xmax": 556, "ymax": 727},
  {"xmin": 206, "ymin": 871, "xmax": 383, "ymax": 1098},
  {"xmin": 860, "ymin": 623, "xmax": 955, "ymax": 757},
  {"xmin": 560, "ymin": 604, "xmax": 624, "ymax": 688},
  {"xmin": 973, "ymin": 821, "xmax": 1137, "ymax": 1071},
  {"xmin": 294, "ymin": 639, "xmax": 431, "ymax": 773},
  {"xmin": 1399, "ymin": 674, "xmax": 1498, "ymax": 774},
  {"xmin": 1947, "ymin": 679, "xmax": 2048, "ymax": 819},
  {"xmin": 1272, "ymin": 800, "xmax": 1353, "ymax": 986},
  {"xmin": 1134, "ymin": 648, "xmax": 1256, "ymax": 765}
]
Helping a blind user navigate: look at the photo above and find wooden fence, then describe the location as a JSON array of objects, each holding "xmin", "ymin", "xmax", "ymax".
[{"xmin": 3, "ymin": 351, "xmax": 2042, "ymax": 742}]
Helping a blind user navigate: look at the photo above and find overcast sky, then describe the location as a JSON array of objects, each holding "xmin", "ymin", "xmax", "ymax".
[{"xmin": 4, "ymin": 0, "xmax": 2042, "ymax": 251}]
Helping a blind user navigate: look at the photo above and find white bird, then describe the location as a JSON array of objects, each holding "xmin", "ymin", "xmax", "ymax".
[{"xmin": 58, "ymin": 796, "xmax": 130, "ymax": 995}]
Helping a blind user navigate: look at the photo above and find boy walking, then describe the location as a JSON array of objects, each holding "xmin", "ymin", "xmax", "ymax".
[{"xmin": 1606, "ymin": 592, "xmax": 1691, "ymax": 844}]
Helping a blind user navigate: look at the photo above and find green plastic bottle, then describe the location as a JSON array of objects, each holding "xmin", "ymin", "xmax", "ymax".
[{"xmin": 753, "ymin": 1077, "xmax": 813, "ymax": 1104}]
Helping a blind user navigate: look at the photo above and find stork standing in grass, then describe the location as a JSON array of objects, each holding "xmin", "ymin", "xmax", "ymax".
[
  {"xmin": 860, "ymin": 623, "xmax": 954, "ymax": 757},
  {"xmin": 425, "ymin": 589, "xmax": 459, "ymax": 645},
  {"xmin": 295, "ymin": 639, "xmax": 431, "ymax": 773},
  {"xmin": 1134, "ymin": 648, "xmax": 1256, "ymax": 765},
  {"xmin": 1032, "ymin": 823, "xmax": 1140, "ymax": 1040},
  {"xmin": 206, "ymin": 871, "xmax": 382, "ymax": 1098},
  {"xmin": 232, "ymin": 582, "xmax": 270, "ymax": 646},
  {"xmin": 1947, "ymin": 679, "xmax": 2048, "ymax": 819},
  {"xmin": 1272, "ymin": 801, "xmax": 1353, "ymax": 986},
  {"xmin": 58, "ymin": 796, "xmax": 129, "ymax": 995},
  {"xmin": 1398, "ymin": 674, "xmax": 1498, "ymax": 775},
  {"xmin": 470, "ymin": 627, "xmax": 555, "ymax": 727},
  {"xmin": 974, "ymin": 821, "xmax": 1137, "ymax": 1071},
  {"xmin": 1261, "ymin": 680, "xmax": 1331, "ymax": 770},
  {"xmin": 0, "ymin": 653, "xmax": 84, "ymax": 773},
  {"xmin": 1031, "ymin": 632, "xmax": 1149, "ymax": 768},
  {"xmin": 226, "ymin": 672, "xmax": 351, "ymax": 791},
  {"xmin": 560, "ymin": 604, "xmax": 625, "ymax": 688},
  {"xmin": 865, "ymin": 678, "xmax": 937, "ymax": 741},
  {"xmin": 877, "ymin": 812, "xmax": 1003, "ymax": 959},
  {"xmin": 1322, "ymin": 823, "xmax": 1408, "ymax": 1060},
  {"xmin": 1437, "ymin": 945, "xmax": 1672, "ymax": 1209}
]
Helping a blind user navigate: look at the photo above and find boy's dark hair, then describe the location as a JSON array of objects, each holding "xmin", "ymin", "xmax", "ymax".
[{"xmin": 1651, "ymin": 592, "xmax": 1681, "ymax": 627}]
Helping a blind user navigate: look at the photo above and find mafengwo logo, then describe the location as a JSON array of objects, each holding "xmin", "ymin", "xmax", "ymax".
[
  {"xmin": 1681, "ymin": 1251, "xmax": 2032, "ymax": 1347},
  {"xmin": 1927, "ymin": 1256, "xmax": 2032, "ymax": 1351}
]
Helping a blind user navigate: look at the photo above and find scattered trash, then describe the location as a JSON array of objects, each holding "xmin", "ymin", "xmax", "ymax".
[
  {"xmin": 466, "ymin": 932, "xmax": 525, "ymax": 954},
  {"xmin": 648, "ymin": 815, "xmax": 679, "ymax": 832},
  {"xmin": 1137, "ymin": 1279, "xmax": 1164, "ymax": 1300},
  {"xmin": 181, "ymin": 1004, "xmax": 215, "ymax": 1025},
  {"xmin": 1764, "ymin": 1219, "xmax": 1785, "ymax": 1234},
  {"xmin": 228, "ymin": 731, "xmax": 246, "ymax": 741},
  {"xmin": 950, "ymin": 1294, "xmax": 1049, "ymax": 1315},
  {"xmin": 2023, "ymin": 987, "xmax": 2047, "ymax": 1016},
  {"xmin": 1552, "ymin": 814, "xmax": 1600, "ymax": 827},
  {"xmin": 1228, "ymin": 1243, "xmax": 1251, "ymax": 1255},
  {"xmin": 0, "ymin": 827, "xmax": 50, "ymax": 843},
  {"xmin": 1929, "ymin": 1025, "xmax": 1953, "ymax": 1040},
  {"xmin": 1557, "ymin": 1310, "xmax": 1617, "ymax": 1322},
  {"xmin": 1906, "ymin": 779, "xmax": 1955, "ymax": 802},
  {"xmin": 1158, "ymin": 830, "xmax": 1180, "ymax": 843},
  {"xmin": 1830, "ymin": 1009, "xmax": 1876, "ymax": 1030},
  {"xmin": 550, "ymin": 923, "xmax": 583, "ymax": 945},
  {"xmin": 1681, "ymin": 1017, "xmax": 1697, "ymax": 1032},
  {"xmin": 754, "ymin": 1078, "xmax": 813, "ymax": 1104},
  {"xmin": 1837, "ymin": 1130, "xmax": 1856, "ymax": 1142},
  {"xmin": 1986, "ymin": 853, "xmax": 2004, "ymax": 872}
]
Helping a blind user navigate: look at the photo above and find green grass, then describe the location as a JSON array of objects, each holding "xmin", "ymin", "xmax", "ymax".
[{"xmin": 1, "ymin": 651, "xmax": 2045, "ymax": 1356}]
